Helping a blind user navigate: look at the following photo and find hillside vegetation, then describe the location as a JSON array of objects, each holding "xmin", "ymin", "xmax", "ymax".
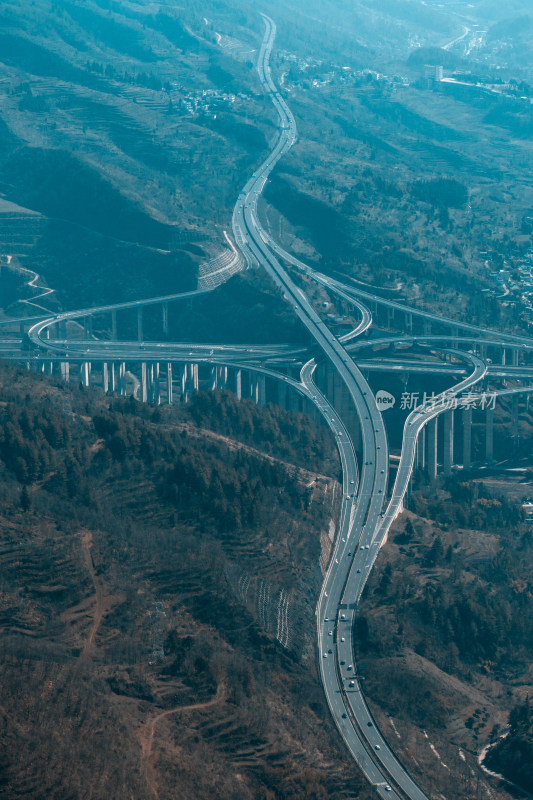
[{"xmin": 0, "ymin": 362, "xmax": 377, "ymax": 800}]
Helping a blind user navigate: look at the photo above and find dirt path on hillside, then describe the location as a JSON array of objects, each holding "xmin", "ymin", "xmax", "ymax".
[
  {"xmin": 139, "ymin": 682, "xmax": 225, "ymax": 799},
  {"xmin": 80, "ymin": 530, "xmax": 109, "ymax": 657}
]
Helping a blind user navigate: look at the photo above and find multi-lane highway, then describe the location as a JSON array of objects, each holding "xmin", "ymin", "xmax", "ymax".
[{"xmin": 232, "ymin": 15, "xmax": 434, "ymax": 800}]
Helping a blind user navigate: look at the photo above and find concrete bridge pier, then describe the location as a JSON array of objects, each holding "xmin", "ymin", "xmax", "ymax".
[
  {"xmin": 443, "ymin": 410, "xmax": 454, "ymax": 476},
  {"xmin": 249, "ymin": 373, "xmax": 259, "ymax": 404},
  {"xmin": 119, "ymin": 362, "xmax": 126, "ymax": 395},
  {"xmin": 167, "ymin": 363, "xmax": 173, "ymax": 405},
  {"xmin": 103, "ymin": 362, "xmax": 109, "ymax": 393},
  {"xmin": 501, "ymin": 347, "xmax": 506, "ymax": 366},
  {"xmin": 61, "ymin": 362, "xmax": 70, "ymax": 384},
  {"xmin": 405, "ymin": 312, "xmax": 413, "ymax": 334},
  {"xmin": 427, "ymin": 418, "xmax": 438, "ymax": 481},
  {"xmin": 110, "ymin": 362, "xmax": 116, "ymax": 393},
  {"xmin": 81, "ymin": 361, "xmax": 91, "ymax": 387},
  {"xmin": 416, "ymin": 426, "xmax": 426, "ymax": 471},
  {"xmin": 149, "ymin": 363, "xmax": 160, "ymax": 404},
  {"xmin": 180, "ymin": 363, "xmax": 198, "ymax": 403},
  {"xmin": 387, "ymin": 307, "xmax": 394, "ymax": 329},
  {"xmin": 257, "ymin": 374, "xmax": 266, "ymax": 405},
  {"xmin": 137, "ymin": 307, "xmax": 143, "ymax": 343},
  {"xmin": 162, "ymin": 302, "xmax": 169, "ymax": 337},
  {"xmin": 462, "ymin": 407, "xmax": 472, "ymax": 470},
  {"xmin": 141, "ymin": 362, "xmax": 148, "ymax": 404},
  {"xmin": 209, "ymin": 365, "xmax": 217, "ymax": 391},
  {"xmin": 480, "ymin": 343, "xmax": 487, "ymax": 361},
  {"xmin": 235, "ymin": 369, "xmax": 242, "ymax": 400},
  {"xmin": 217, "ymin": 365, "xmax": 228, "ymax": 390},
  {"xmin": 111, "ymin": 310, "xmax": 117, "ymax": 341},
  {"xmin": 423, "ymin": 319, "xmax": 432, "ymax": 336},
  {"xmin": 486, "ymin": 405, "xmax": 494, "ymax": 464},
  {"xmin": 180, "ymin": 364, "xmax": 188, "ymax": 402}
]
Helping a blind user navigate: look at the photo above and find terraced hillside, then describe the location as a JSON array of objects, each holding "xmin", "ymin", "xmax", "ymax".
[{"xmin": 0, "ymin": 362, "xmax": 380, "ymax": 800}]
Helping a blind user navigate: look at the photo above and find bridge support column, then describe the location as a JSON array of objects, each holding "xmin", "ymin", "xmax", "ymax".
[
  {"xmin": 111, "ymin": 310, "xmax": 117, "ymax": 341},
  {"xmin": 423, "ymin": 319, "xmax": 431, "ymax": 336},
  {"xmin": 210, "ymin": 365, "xmax": 217, "ymax": 391},
  {"xmin": 81, "ymin": 361, "xmax": 90, "ymax": 387},
  {"xmin": 141, "ymin": 363, "xmax": 148, "ymax": 404},
  {"xmin": 162, "ymin": 302, "xmax": 168, "ymax": 337},
  {"xmin": 119, "ymin": 362, "xmax": 126, "ymax": 395},
  {"xmin": 257, "ymin": 374, "xmax": 266, "ymax": 405},
  {"xmin": 480, "ymin": 343, "xmax": 487, "ymax": 361},
  {"xmin": 416, "ymin": 426, "xmax": 426, "ymax": 471},
  {"xmin": 387, "ymin": 307, "xmax": 394, "ymax": 329},
  {"xmin": 405, "ymin": 312, "xmax": 413, "ymax": 334},
  {"xmin": 501, "ymin": 347, "xmax": 506, "ymax": 366},
  {"xmin": 167, "ymin": 363, "xmax": 173, "ymax": 405},
  {"xmin": 153, "ymin": 363, "xmax": 160, "ymax": 405},
  {"xmin": 250, "ymin": 374, "xmax": 259, "ymax": 404},
  {"xmin": 192, "ymin": 363, "xmax": 199, "ymax": 393},
  {"xmin": 443, "ymin": 410, "xmax": 454, "ymax": 476},
  {"xmin": 180, "ymin": 364, "xmax": 188, "ymax": 402},
  {"xmin": 61, "ymin": 362, "xmax": 70, "ymax": 384},
  {"xmin": 137, "ymin": 307, "xmax": 143, "ymax": 343},
  {"xmin": 463, "ymin": 407, "xmax": 472, "ymax": 470},
  {"xmin": 427, "ymin": 418, "xmax": 438, "ymax": 481},
  {"xmin": 512, "ymin": 349, "xmax": 519, "ymax": 367},
  {"xmin": 485, "ymin": 405, "xmax": 494, "ymax": 464},
  {"xmin": 235, "ymin": 369, "xmax": 242, "ymax": 400},
  {"xmin": 217, "ymin": 365, "xmax": 228, "ymax": 389},
  {"xmin": 103, "ymin": 362, "xmax": 109, "ymax": 393}
]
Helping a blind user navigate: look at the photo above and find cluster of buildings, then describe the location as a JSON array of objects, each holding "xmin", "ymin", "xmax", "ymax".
[
  {"xmin": 486, "ymin": 249, "xmax": 533, "ymax": 324},
  {"xmin": 168, "ymin": 85, "xmax": 245, "ymax": 117},
  {"xmin": 277, "ymin": 50, "xmax": 411, "ymax": 93}
]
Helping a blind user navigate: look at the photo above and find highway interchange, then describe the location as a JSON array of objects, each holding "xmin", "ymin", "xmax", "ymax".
[{"xmin": 2, "ymin": 13, "xmax": 533, "ymax": 800}]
